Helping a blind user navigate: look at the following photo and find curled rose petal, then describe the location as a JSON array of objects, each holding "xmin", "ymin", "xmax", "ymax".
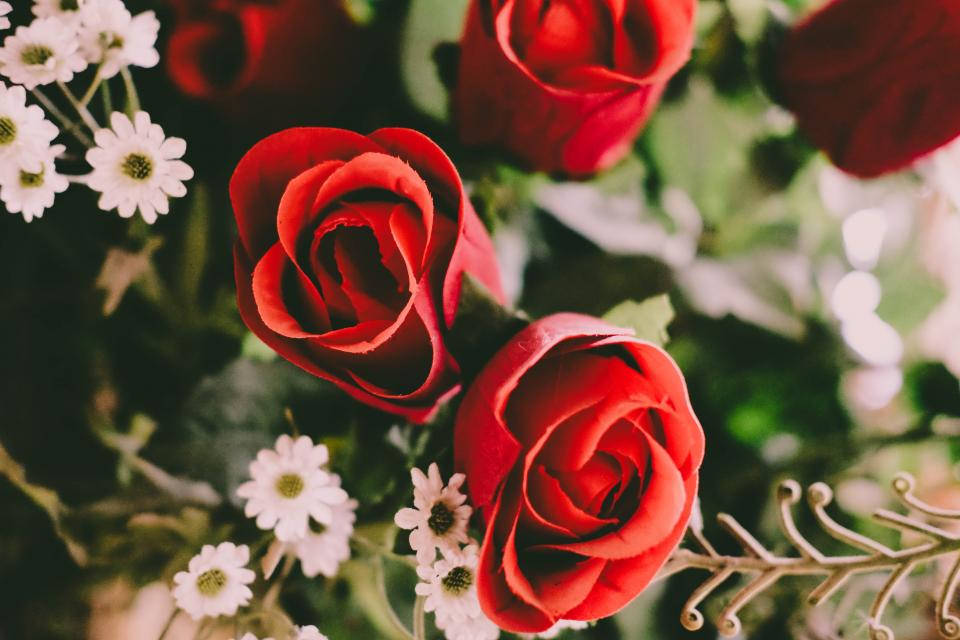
[
  {"xmin": 455, "ymin": 0, "xmax": 696, "ymax": 176},
  {"xmin": 778, "ymin": 0, "xmax": 960, "ymax": 177},
  {"xmin": 454, "ymin": 313, "xmax": 704, "ymax": 631},
  {"xmin": 231, "ymin": 128, "xmax": 504, "ymax": 422}
]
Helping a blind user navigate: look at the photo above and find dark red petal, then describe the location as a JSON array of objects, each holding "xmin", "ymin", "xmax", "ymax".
[
  {"xmin": 276, "ymin": 160, "xmax": 345, "ymax": 263},
  {"xmin": 564, "ymin": 473, "xmax": 698, "ymax": 621},
  {"xmin": 230, "ymin": 128, "xmax": 381, "ymax": 259},
  {"xmin": 251, "ymin": 242, "xmax": 330, "ymax": 337},
  {"xmin": 525, "ymin": 464, "xmax": 616, "ymax": 538},
  {"xmin": 531, "ymin": 429, "xmax": 685, "ymax": 560},
  {"xmin": 234, "ymin": 245, "xmax": 444, "ymax": 423},
  {"xmin": 477, "ymin": 484, "xmax": 556, "ymax": 632},
  {"xmin": 454, "ymin": 315, "xmax": 634, "ymax": 509},
  {"xmin": 524, "ymin": 552, "xmax": 607, "ymax": 619}
]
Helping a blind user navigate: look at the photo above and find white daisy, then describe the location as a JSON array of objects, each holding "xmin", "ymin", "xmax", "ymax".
[
  {"xmin": 1, "ymin": 142, "xmax": 67, "ymax": 222},
  {"xmin": 291, "ymin": 474, "xmax": 357, "ymax": 578},
  {"xmin": 295, "ymin": 626, "xmax": 329, "ymax": 640},
  {"xmin": 85, "ymin": 110, "xmax": 193, "ymax": 223},
  {"xmin": 0, "ymin": 2, "xmax": 12, "ymax": 31},
  {"xmin": 32, "ymin": 0, "xmax": 84, "ymax": 27},
  {"xmin": 436, "ymin": 610, "xmax": 501, "ymax": 640},
  {"xmin": 0, "ymin": 81, "xmax": 59, "ymax": 173},
  {"xmin": 395, "ymin": 463, "xmax": 473, "ymax": 566},
  {"xmin": 237, "ymin": 434, "xmax": 349, "ymax": 543},
  {"xmin": 529, "ymin": 620, "xmax": 590, "ymax": 638},
  {"xmin": 172, "ymin": 542, "xmax": 256, "ymax": 620},
  {"xmin": 78, "ymin": 0, "xmax": 159, "ymax": 79},
  {"xmin": 0, "ymin": 17, "xmax": 88, "ymax": 89},
  {"xmin": 416, "ymin": 544, "xmax": 484, "ymax": 624}
]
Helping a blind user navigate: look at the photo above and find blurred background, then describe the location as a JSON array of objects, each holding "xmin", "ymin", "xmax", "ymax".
[{"xmin": 2, "ymin": 0, "xmax": 959, "ymax": 639}]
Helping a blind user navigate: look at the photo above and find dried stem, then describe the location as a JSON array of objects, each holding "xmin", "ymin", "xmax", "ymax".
[{"xmin": 661, "ymin": 473, "xmax": 960, "ymax": 639}]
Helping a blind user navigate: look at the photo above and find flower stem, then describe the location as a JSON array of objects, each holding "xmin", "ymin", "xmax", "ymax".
[
  {"xmin": 30, "ymin": 88, "xmax": 95, "ymax": 148},
  {"xmin": 57, "ymin": 81, "xmax": 100, "ymax": 132},
  {"xmin": 412, "ymin": 595, "xmax": 427, "ymax": 640},
  {"xmin": 157, "ymin": 609, "xmax": 178, "ymax": 640},
  {"xmin": 101, "ymin": 77, "xmax": 113, "ymax": 116},
  {"xmin": 120, "ymin": 66, "xmax": 141, "ymax": 115},
  {"xmin": 79, "ymin": 65, "xmax": 104, "ymax": 108}
]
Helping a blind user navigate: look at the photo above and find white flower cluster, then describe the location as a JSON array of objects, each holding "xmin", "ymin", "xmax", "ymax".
[
  {"xmin": 395, "ymin": 463, "xmax": 498, "ymax": 640},
  {"xmin": 172, "ymin": 435, "xmax": 346, "ymax": 636},
  {"xmin": 237, "ymin": 434, "xmax": 357, "ymax": 580},
  {"xmin": 0, "ymin": 0, "xmax": 192, "ymax": 223},
  {"xmin": 395, "ymin": 463, "xmax": 590, "ymax": 640}
]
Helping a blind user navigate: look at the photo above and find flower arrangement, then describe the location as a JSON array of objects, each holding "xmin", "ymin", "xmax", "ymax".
[{"xmin": 2, "ymin": 1, "xmax": 960, "ymax": 640}]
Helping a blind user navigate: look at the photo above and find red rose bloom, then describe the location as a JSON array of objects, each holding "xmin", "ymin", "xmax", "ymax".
[
  {"xmin": 166, "ymin": 0, "xmax": 364, "ymax": 124},
  {"xmin": 779, "ymin": 0, "xmax": 960, "ymax": 177},
  {"xmin": 231, "ymin": 128, "xmax": 505, "ymax": 423},
  {"xmin": 454, "ymin": 314, "xmax": 704, "ymax": 631},
  {"xmin": 455, "ymin": 0, "xmax": 697, "ymax": 176}
]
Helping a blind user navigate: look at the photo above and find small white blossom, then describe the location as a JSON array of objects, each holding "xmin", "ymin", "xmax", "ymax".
[
  {"xmin": 237, "ymin": 434, "xmax": 349, "ymax": 543},
  {"xmin": 291, "ymin": 474, "xmax": 357, "ymax": 578},
  {"xmin": 295, "ymin": 626, "xmax": 329, "ymax": 640},
  {"xmin": 416, "ymin": 544, "xmax": 484, "ymax": 624},
  {"xmin": 86, "ymin": 111, "xmax": 193, "ymax": 223},
  {"xmin": 0, "ymin": 2, "xmax": 11, "ymax": 31},
  {"xmin": 172, "ymin": 542, "xmax": 255, "ymax": 620},
  {"xmin": 78, "ymin": 0, "xmax": 159, "ymax": 79},
  {"xmin": 0, "ymin": 81, "xmax": 59, "ymax": 173},
  {"xmin": 32, "ymin": 0, "xmax": 84, "ymax": 27},
  {"xmin": 529, "ymin": 620, "xmax": 590, "ymax": 638},
  {"xmin": 1, "ymin": 143, "xmax": 67, "ymax": 222},
  {"xmin": 0, "ymin": 17, "xmax": 87, "ymax": 88},
  {"xmin": 436, "ymin": 611, "xmax": 501, "ymax": 640},
  {"xmin": 395, "ymin": 463, "xmax": 473, "ymax": 566},
  {"xmin": 231, "ymin": 635, "xmax": 273, "ymax": 640}
]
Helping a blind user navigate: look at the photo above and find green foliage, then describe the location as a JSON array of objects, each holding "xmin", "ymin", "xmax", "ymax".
[{"xmin": 603, "ymin": 295, "xmax": 676, "ymax": 347}]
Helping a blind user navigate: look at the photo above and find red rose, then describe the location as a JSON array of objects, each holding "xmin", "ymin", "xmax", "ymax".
[
  {"xmin": 165, "ymin": 0, "xmax": 365, "ymax": 125},
  {"xmin": 455, "ymin": 0, "xmax": 697, "ymax": 176},
  {"xmin": 231, "ymin": 127, "xmax": 505, "ymax": 423},
  {"xmin": 779, "ymin": 0, "xmax": 960, "ymax": 177},
  {"xmin": 454, "ymin": 314, "xmax": 704, "ymax": 632}
]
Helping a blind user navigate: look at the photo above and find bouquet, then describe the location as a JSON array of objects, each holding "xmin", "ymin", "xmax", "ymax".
[{"xmin": 2, "ymin": 1, "xmax": 960, "ymax": 640}]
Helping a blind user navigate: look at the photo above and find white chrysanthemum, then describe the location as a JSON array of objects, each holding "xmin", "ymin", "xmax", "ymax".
[
  {"xmin": 0, "ymin": 2, "xmax": 11, "ymax": 31},
  {"xmin": 436, "ymin": 610, "xmax": 501, "ymax": 640},
  {"xmin": 0, "ymin": 17, "xmax": 87, "ymax": 88},
  {"xmin": 0, "ymin": 81, "xmax": 59, "ymax": 173},
  {"xmin": 416, "ymin": 544, "xmax": 484, "ymax": 624},
  {"xmin": 295, "ymin": 626, "xmax": 329, "ymax": 640},
  {"xmin": 291, "ymin": 474, "xmax": 357, "ymax": 578},
  {"xmin": 172, "ymin": 542, "xmax": 256, "ymax": 620},
  {"xmin": 1, "ymin": 143, "xmax": 67, "ymax": 222},
  {"xmin": 32, "ymin": 0, "xmax": 84, "ymax": 27},
  {"xmin": 86, "ymin": 111, "xmax": 193, "ymax": 223},
  {"xmin": 395, "ymin": 463, "xmax": 473, "ymax": 566},
  {"xmin": 237, "ymin": 435, "xmax": 349, "ymax": 543},
  {"xmin": 531, "ymin": 620, "xmax": 590, "ymax": 638},
  {"xmin": 78, "ymin": 0, "xmax": 159, "ymax": 78}
]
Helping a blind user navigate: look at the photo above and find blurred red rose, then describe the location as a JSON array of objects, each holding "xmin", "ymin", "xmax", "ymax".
[
  {"xmin": 165, "ymin": 0, "xmax": 365, "ymax": 125},
  {"xmin": 231, "ymin": 127, "xmax": 504, "ymax": 423},
  {"xmin": 454, "ymin": 314, "xmax": 704, "ymax": 632},
  {"xmin": 455, "ymin": 0, "xmax": 697, "ymax": 176},
  {"xmin": 779, "ymin": 0, "xmax": 960, "ymax": 177}
]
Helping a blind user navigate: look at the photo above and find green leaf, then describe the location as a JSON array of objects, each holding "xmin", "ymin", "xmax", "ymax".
[
  {"xmin": 602, "ymin": 295, "xmax": 675, "ymax": 347},
  {"xmin": 399, "ymin": 0, "xmax": 470, "ymax": 121}
]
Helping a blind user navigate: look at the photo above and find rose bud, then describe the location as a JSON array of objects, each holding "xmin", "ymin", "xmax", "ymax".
[
  {"xmin": 455, "ymin": 0, "xmax": 697, "ymax": 176},
  {"xmin": 454, "ymin": 313, "xmax": 704, "ymax": 632},
  {"xmin": 778, "ymin": 0, "xmax": 960, "ymax": 178},
  {"xmin": 231, "ymin": 127, "xmax": 505, "ymax": 423},
  {"xmin": 165, "ymin": 0, "xmax": 367, "ymax": 128}
]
